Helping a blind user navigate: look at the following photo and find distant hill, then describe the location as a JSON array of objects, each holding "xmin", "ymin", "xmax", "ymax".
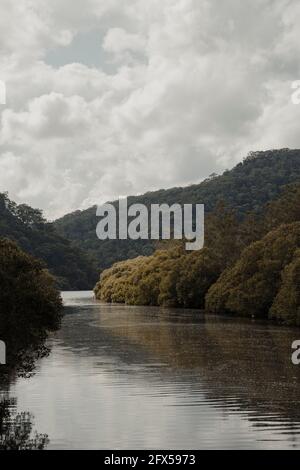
[
  {"xmin": 0, "ymin": 193, "xmax": 98, "ymax": 290},
  {"xmin": 54, "ymin": 149, "xmax": 300, "ymax": 272}
]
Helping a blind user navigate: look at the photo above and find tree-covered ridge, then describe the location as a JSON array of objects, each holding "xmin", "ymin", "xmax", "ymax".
[
  {"xmin": 55, "ymin": 149, "xmax": 300, "ymax": 273},
  {"xmin": 0, "ymin": 193, "xmax": 98, "ymax": 290},
  {"xmin": 94, "ymin": 205, "xmax": 247, "ymax": 308},
  {"xmin": 93, "ymin": 204, "xmax": 257, "ymax": 308},
  {"xmin": 94, "ymin": 182, "xmax": 300, "ymax": 325}
]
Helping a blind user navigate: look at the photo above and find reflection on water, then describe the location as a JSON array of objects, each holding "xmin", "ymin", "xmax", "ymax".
[
  {"xmin": 0, "ymin": 345, "xmax": 51, "ymax": 450},
  {"xmin": 0, "ymin": 294, "xmax": 54, "ymax": 450},
  {"xmin": 4, "ymin": 291, "xmax": 300, "ymax": 449},
  {"xmin": 0, "ymin": 396, "xmax": 49, "ymax": 450}
]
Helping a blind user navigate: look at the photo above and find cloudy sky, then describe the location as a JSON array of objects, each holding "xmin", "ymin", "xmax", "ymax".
[{"xmin": 1, "ymin": 0, "xmax": 300, "ymax": 219}]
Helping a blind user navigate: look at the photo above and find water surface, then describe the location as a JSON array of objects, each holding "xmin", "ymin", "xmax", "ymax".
[{"xmin": 6, "ymin": 291, "xmax": 300, "ymax": 449}]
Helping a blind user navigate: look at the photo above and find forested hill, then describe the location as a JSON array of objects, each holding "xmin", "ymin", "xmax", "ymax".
[
  {"xmin": 54, "ymin": 149, "xmax": 300, "ymax": 272},
  {"xmin": 0, "ymin": 193, "xmax": 98, "ymax": 290}
]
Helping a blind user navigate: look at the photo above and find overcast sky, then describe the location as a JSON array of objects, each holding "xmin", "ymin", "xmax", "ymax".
[{"xmin": 1, "ymin": 0, "xmax": 300, "ymax": 219}]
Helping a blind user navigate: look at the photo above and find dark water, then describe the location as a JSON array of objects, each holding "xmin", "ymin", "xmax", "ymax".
[{"xmin": 5, "ymin": 291, "xmax": 300, "ymax": 449}]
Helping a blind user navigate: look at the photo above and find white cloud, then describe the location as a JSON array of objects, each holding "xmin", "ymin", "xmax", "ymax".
[
  {"xmin": 1, "ymin": 0, "xmax": 300, "ymax": 219},
  {"xmin": 103, "ymin": 28, "xmax": 146, "ymax": 56}
]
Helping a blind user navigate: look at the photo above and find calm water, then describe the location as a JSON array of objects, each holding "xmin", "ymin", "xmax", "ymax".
[{"xmin": 5, "ymin": 291, "xmax": 300, "ymax": 449}]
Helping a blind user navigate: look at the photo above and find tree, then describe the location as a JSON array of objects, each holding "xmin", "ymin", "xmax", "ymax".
[
  {"xmin": 0, "ymin": 193, "xmax": 98, "ymax": 290},
  {"xmin": 15, "ymin": 204, "xmax": 46, "ymax": 228},
  {"xmin": 270, "ymin": 249, "xmax": 300, "ymax": 325},
  {"xmin": 56, "ymin": 149, "xmax": 300, "ymax": 273},
  {"xmin": 0, "ymin": 239, "xmax": 63, "ymax": 375},
  {"xmin": 205, "ymin": 223, "xmax": 300, "ymax": 323}
]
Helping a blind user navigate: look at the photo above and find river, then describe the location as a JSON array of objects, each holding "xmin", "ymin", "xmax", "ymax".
[{"xmin": 4, "ymin": 291, "xmax": 300, "ymax": 449}]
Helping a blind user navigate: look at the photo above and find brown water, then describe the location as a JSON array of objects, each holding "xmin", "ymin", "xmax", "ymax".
[{"xmin": 6, "ymin": 291, "xmax": 300, "ymax": 449}]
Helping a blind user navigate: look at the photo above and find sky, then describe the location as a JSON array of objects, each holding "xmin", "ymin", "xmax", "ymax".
[{"xmin": 1, "ymin": 0, "xmax": 300, "ymax": 219}]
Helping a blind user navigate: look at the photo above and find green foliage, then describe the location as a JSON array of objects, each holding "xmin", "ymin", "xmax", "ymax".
[
  {"xmin": 269, "ymin": 250, "xmax": 300, "ymax": 325},
  {"xmin": 265, "ymin": 182, "xmax": 300, "ymax": 229},
  {"xmin": 205, "ymin": 223, "xmax": 300, "ymax": 323},
  {"xmin": 0, "ymin": 238, "xmax": 63, "ymax": 375},
  {"xmin": 0, "ymin": 193, "xmax": 98, "ymax": 289},
  {"xmin": 175, "ymin": 248, "xmax": 222, "ymax": 308},
  {"xmin": 95, "ymin": 180, "xmax": 300, "ymax": 325},
  {"xmin": 55, "ymin": 149, "xmax": 300, "ymax": 271},
  {"xmin": 94, "ymin": 206, "xmax": 249, "ymax": 308}
]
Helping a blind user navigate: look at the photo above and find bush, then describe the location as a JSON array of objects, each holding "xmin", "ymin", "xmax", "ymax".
[
  {"xmin": 205, "ymin": 223, "xmax": 300, "ymax": 323},
  {"xmin": 0, "ymin": 239, "xmax": 63, "ymax": 374}
]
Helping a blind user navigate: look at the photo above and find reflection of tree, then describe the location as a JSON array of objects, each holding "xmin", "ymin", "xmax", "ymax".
[
  {"xmin": 0, "ymin": 306, "xmax": 53, "ymax": 452},
  {"xmin": 0, "ymin": 337, "xmax": 51, "ymax": 451},
  {"xmin": 0, "ymin": 304, "xmax": 55, "ymax": 450},
  {"xmin": 0, "ymin": 398, "xmax": 49, "ymax": 450},
  {"xmin": 1, "ymin": 335, "xmax": 50, "ymax": 379},
  {"xmin": 85, "ymin": 306, "xmax": 300, "ymax": 428},
  {"xmin": 0, "ymin": 333, "xmax": 52, "ymax": 450}
]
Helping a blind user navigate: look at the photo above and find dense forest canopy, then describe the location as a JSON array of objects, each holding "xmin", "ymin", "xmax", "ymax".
[
  {"xmin": 206, "ymin": 222, "xmax": 300, "ymax": 325},
  {"xmin": 1, "ymin": 149, "xmax": 300, "ymax": 292},
  {"xmin": 94, "ymin": 181, "xmax": 300, "ymax": 325},
  {"xmin": 55, "ymin": 149, "xmax": 300, "ymax": 273},
  {"xmin": 0, "ymin": 193, "xmax": 98, "ymax": 290}
]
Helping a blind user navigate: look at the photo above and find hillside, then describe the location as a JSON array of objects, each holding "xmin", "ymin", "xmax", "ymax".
[
  {"xmin": 206, "ymin": 222, "xmax": 300, "ymax": 325},
  {"xmin": 94, "ymin": 181, "xmax": 300, "ymax": 324},
  {"xmin": 0, "ymin": 193, "xmax": 98, "ymax": 290},
  {"xmin": 54, "ymin": 149, "xmax": 300, "ymax": 272}
]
